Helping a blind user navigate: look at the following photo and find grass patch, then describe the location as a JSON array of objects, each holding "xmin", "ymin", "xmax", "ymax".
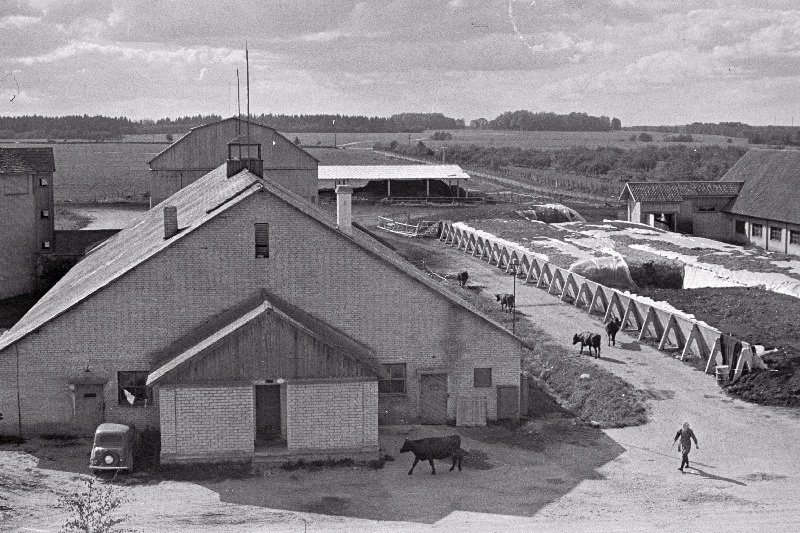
[{"xmin": 0, "ymin": 435, "xmax": 26, "ymax": 446}]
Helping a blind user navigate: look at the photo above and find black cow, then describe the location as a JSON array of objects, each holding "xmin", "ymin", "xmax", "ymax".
[
  {"xmin": 457, "ymin": 271, "xmax": 469, "ymax": 288},
  {"xmin": 605, "ymin": 317, "xmax": 622, "ymax": 346},
  {"xmin": 495, "ymin": 293, "xmax": 515, "ymax": 313},
  {"xmin": 399, "ymin": 435, "xmax": 464, "ymax": 475},
  {"xmin": 573, "ymin": 331, "xmax": 602, "ymax": 358}
]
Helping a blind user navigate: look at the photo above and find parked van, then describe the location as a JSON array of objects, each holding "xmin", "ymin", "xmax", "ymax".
[{"xmin": 89, "ymin": 423, "xmax": 135, "ymax": 472}]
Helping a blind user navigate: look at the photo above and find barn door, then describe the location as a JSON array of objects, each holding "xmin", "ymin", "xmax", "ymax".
[
  {"xmin": 497, "ymin": 385, "xmax": 520, "ymax": 420},
  {"xmin": 73, "ymin": 384, "xmax": 105, "ymax": 436},
  {"xmin": 419, "ymin": 374, "xmax": 448, "ymax": 424},
  {"xmin": 255, "ymin": 385, "xmax": 281, "ymax": 445}
]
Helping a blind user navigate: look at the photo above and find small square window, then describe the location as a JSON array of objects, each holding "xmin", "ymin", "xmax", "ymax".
[
  {"xmin": 734, "ymin": 220, "xmax": 745, "ymax": 235},
  {"xmin": 39, "ymin": 178, "xmax": 49, "ymax": 186},
  {"xmin": 752, "ymin": 224, "xmax": 763, "ymax": 237},
  {"xmin": 41, "ymin": 210, "xmax": 50, "ymax": 218},
  {"xmin": 791, "ymin": 230, "xmax": 800, "ymax": 245},
  {"xmin": 474, "ymin": 368, "xmax": 492, "ymax": 388},
  {"xmin": 379, "ymin": 363, "xmax": 406, "ymax": 394},
  {"xmin": 769, "ymin": 227, "xmax": 782, "ymax": 242},
  {"xmin": 41, "ymin": 241, "xmax": 50, "ymax": 250},
  {"xmin": 118, "ymin": 371, "xmax": 153, "ymax": 406},
  {"xmin": 255, "ymin": 223, "xmax": 269, "ymax": 258}
]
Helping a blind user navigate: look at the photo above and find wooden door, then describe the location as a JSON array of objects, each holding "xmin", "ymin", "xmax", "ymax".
[
  {"xmin": 74, "ymin": 384, "xmax": 105, "ymax": 436},
  {"xmin": 419, "ymin": 374, "xmax": 448, "ymax": 424},
  {"xmin": 255, "ymin": 385, "xmax": 281, "ymax": 444},
  {"xmin": 497, "ymin": 385, "xmax": 520, "ymax": 420}
]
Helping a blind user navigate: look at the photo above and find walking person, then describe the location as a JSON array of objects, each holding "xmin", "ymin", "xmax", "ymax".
[{"xmin": 673, "ymin": 421, "xmax": 699, "ymax": 472}]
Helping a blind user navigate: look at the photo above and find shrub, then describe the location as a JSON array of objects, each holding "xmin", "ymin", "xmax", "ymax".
[
  {"xmin": 638, "ymin": 133, "xmax": 654, "ymax": 142},
  {"xmin": 59, "ymin": 478, "xmax": 129, "ymax": 533},
  {"xmin": 629, "ymin": 260, "xmax": 684, "ymax": 289}
]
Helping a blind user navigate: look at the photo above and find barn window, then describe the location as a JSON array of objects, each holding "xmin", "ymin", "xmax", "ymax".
[
  {"xmin": 734, "ymin": 220, "xmax": 745, "ymax": 235},
  {"xmin": 752, "ymin": 224, "xmax": 763, "ymax": 237},
  {"xmin": 41, "ymin": 210, "xmax": 50, "ymax": 219},
  {"xmin": 697, "ymin": 205, "xmax": 716, "ymax": 213},
  {"xmin": 254, "ymin": 223, "xmax": 269, "ymax": 258},
  {"xmin": 379, "ymin": 363, "xmax": 406, "ymax": 394},
  {"xmin": 118, "ymin": 371, "xmax": 152, "ymax": 407},
  {"xmin": 473, "ymin": 368, "xmax": 492, "ymax": 388},
  {"xmin": 791, "ymin": 231, "xmax": 800, "ymax": 245},
  {"xmin": 41, "ymin": 241, "xmax": 50, "ymax": 250},
  {"xmin": 769, "ymin": 227, "xmax": 782, "ymax": 242},
  {"xmin": 39, "ymin": 177, "xmax": 48, "ymax": 186}
]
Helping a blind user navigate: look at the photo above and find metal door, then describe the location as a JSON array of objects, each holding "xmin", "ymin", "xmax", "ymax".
[
  {"xmin": 497, "ymin": 385, "xmax": 520, "ymax": 420},
  {"xmin": 74, "ymin": 384, "xmax": 105, "ymax": 436},
  {"xmin": 255, "ymin": 385, "xmax": 281, "ymax": 444},
  {"xmin": 419, "ymin": 374, "xmax": 448, "ymax": 424}
]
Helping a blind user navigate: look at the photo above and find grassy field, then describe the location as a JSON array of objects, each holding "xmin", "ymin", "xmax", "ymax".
[
  {"xmin": 0, "ymin": 140, "xmax": 164, "ymax": 203},
  {"xmin": 293, "ymin": 129, "xmax": 750, "ymax": 150}
]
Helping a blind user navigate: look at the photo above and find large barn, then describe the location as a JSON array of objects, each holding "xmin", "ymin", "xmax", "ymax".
[
  {"xmin": 0, "ymin": 139, "xmax": 522, "ymax": 464},
  {"xmin": 148, "ymin": 117, "xmax": 318, "ymax": 207},
  {"xmin": 621, "ymin": 149, "xmax": 800, "ymax": 256}
]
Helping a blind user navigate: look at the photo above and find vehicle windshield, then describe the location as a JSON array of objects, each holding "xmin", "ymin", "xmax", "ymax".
[{"xmin": 94, "ymin": 434, "xmax": 125, "ymax": 447}]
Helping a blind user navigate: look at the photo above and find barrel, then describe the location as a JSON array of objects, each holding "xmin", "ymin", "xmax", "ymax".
[{"xmin": 715, "ymin": 365, "xmax": 730, "ymax": 386}]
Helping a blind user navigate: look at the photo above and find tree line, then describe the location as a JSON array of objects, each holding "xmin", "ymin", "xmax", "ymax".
[
  {"xmin": 374, "ymin": 140, "xmax": 748, "ymax": 182},
  {"xmin": 630, "ymin": 122, "xmax": 800, "ymax": 146}
]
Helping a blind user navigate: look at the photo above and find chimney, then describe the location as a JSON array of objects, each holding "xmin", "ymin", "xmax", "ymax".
[
  {"xmin": 163, "ymin": 205, "xmax": 178, "ymax": 239},
  {"xmin": 335, "ymin": 184, "xmax": 352, "ymax": 235}
]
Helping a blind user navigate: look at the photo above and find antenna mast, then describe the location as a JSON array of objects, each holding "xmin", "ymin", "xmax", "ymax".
[
  {"xmin": 246, "ymin": 41, "xmax": 251, "ymax": 159},
  {"xmin": 236, "ymin": 69, "xmax": 241, "ymax": 136}
]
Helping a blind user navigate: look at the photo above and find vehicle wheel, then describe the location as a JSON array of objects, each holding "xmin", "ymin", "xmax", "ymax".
[{"xmin": 101, "ymin": 451, "xmax": 119, "ymax": 467}]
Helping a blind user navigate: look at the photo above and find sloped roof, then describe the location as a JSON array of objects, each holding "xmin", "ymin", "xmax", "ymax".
[
  {"xmin": 318, "ymin": 165, "xmax": 469, "ymax": 182},
  {"xmin": 0, "ymin": 165, "xmax": 261, "ymax": 351},
  {"xmin": 147, "ymin": 290, "xmax": 384, "ymax": 385},
  {"xmin": 0, "ymin": 147, "xmax": 55, "ymax": 173},
  {"xmin": 720, "ymin": 149, "xmax": 800, "ymax": 224},
  {"xmin": 1, "ymin": 163, "xmax": 522, "ymax": 353},
  {"xmin": 620, "ymin": 181, "xmax": 743, "ymax": 203},
  {"xmin": 147, "ymin": 116, "xmax": 319, "ymax": 166}
]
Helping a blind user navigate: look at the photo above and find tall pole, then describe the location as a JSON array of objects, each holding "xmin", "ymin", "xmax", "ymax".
[
  {"xmin": 236, "ymin": 69, "xmax": 241, "ymax": 136},
  {"xmin": 246, "ymin": 41, "xmax": 251, "ymax": 158},
  {"xmin": 511, "ymin": 259, "xmax": 518, "ymax": 335},
  {"xmin": 333, "ymin": 118, "xmax": 337, "ymax": 148}
]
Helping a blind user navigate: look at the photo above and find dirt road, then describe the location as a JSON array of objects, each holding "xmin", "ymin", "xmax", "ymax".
[{"xmin": 433, "ymin": 238, "xmax": 800, "ymax": 531}]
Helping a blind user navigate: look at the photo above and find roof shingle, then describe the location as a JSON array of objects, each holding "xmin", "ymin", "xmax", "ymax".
[
  {"xmin": 720, "ymin": 149, "xmax": 800, "ymax": 224},
  {"xmin": 621, "ymin": 181, "xmax": 743, "ymax": 203},
  {"xmin": 0, "ymin": 148, "xmax": 55, "ymax": 174}
]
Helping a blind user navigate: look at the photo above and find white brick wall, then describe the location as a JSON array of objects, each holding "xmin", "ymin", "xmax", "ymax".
[
  {"xmin": 286, "ymin": 381, "xmax": 378, "ymax": 451},
  {"xmin": 159, "ymin": 385, "xmax": 254, "ymax": 460}
]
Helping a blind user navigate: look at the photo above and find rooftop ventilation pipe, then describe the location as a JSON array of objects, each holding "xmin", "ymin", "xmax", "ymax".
[
  {"xmin": 335, "ymin": 184, "xmax": 352, "ymax": 236},
  {"xmin": 163, "ymin": 205, "xmax": 178, "ymax": 239}
]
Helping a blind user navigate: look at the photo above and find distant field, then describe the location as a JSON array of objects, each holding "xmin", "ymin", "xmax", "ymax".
[
  {"xmin": 0, "ymin": 140, "xmax": 165, "ymax": 203},
  {"xmin": 289, "ymin": 129, "xmax": 749, "ymax": 150}
]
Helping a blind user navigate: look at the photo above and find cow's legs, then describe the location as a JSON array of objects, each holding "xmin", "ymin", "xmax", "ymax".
[
  {"xmin": 450, "ymin": 455, "xmax": 456, "ymax": 471},
  {"xmin": 429, "ymin": 459, "xmax": 436, "ymax": 475},
  {"xmin": 408, "ymin": 457, "xmax": 419, "ymax": 475}
]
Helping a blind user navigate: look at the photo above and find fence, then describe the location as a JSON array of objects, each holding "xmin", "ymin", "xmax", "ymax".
[{"xmin": 439, "ymin": 222, "xmax": 767, "ymax": 383}]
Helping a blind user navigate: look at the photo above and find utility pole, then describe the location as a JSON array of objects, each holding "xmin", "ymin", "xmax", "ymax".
[{"xmin": 510, "ymin": 259, "xmax": 519, "ymax": 335}]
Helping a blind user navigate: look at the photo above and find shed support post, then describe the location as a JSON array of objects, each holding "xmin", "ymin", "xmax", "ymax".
[
  {"xmin": 426, "ymin": 179, "xmax": 429, "ymax": 200},
  {"xmin": 387, "ymin": 179, "xmax": 391, "ymax": 198}
]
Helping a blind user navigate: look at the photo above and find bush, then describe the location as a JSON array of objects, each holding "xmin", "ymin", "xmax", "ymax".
[
  {"xmin": 664, "ymin": 134, "xmax": 694, "ymax": 142},
  {"xmin": 431, "ymin": 131, "xmax": 453, "ymax": 141},
  {"xmin": 638, "ymin": 133, "xmax": 653, "ymax": 142},
  {"xmin": 59, "ymin": 478, "xmax": 129, "ymax": 533},
  {"xmin": 629, "ymin": 260, "xmax": 684, "ymax": 289}
]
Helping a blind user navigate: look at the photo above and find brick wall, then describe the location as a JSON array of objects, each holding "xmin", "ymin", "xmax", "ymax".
[
  {"xmin": 286, "ymin": 381, "xmax": 378, "ymax": 451},
  {"xmin": 0, "ymin": 173, "xmax": 37, "ymax": 299},
  {"xmin": 159, "ymin": 385, "xmax": 254, "ymax": 462}
]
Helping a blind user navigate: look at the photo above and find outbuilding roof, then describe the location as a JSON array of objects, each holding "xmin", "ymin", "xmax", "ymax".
[
  {"xmin": 620, "ymin": 181, "xmax": 743, "ymax": 203},
  {"xmin": 720, "ymin": 149, "xmax": 800, "ymax": 224},
  {"xmin": 0, "ymin": 162, "xmax": 522, "ymax": 353},
  {"xmin": 0, "ymin": 147, "xmax": 55, "ymax": 174}
]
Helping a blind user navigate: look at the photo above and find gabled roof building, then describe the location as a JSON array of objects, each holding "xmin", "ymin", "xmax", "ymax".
[{"xmin": 1, "ymin": 141, "xmax": 522, "ymax": 464}]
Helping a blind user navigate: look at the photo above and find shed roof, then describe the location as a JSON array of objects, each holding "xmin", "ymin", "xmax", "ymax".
[
  {"xmin": 147, "ymin": 290, "xmax": 384, "ymax": 386},
  {"xmin": 0, "ymin": 163, "xmax": 522, "ymax": 353},
  {"xmin": 620, "ymin": 181, "xmax": 743, "ymax": 203},
  {"xmin": 720, "ymin": 149, "xmax": 800, "ymax": 224},
  {"xmin": 318, "ymin": 164, "xmax": 469, "ymax": 184},
  {"xmin": 0, "ymin": 147, "xmax": 55, "ymax": 174}
]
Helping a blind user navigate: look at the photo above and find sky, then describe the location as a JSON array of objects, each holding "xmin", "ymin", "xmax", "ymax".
[{"xmin": 1, "ymin": 0, "xmax": 799, "ymax": 126}]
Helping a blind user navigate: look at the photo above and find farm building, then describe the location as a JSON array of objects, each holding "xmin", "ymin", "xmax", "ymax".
[
  {"xmin": 0, "ymin": 148, "xmax": 55, "ymax": 299},
  {"xmin": 720, "ymin": 149, "xmax": 800, "ymax": 256},
  {"xmin": 0, "ymin": 141, "xmax": 522, "ymax": 464},
  {"xmin": 621, "ymin": 149, "xmax": 800, "ymax": 256},
  {"xmin": 148, "ymin": 117, "xmax": 318, "ymax": 207}
]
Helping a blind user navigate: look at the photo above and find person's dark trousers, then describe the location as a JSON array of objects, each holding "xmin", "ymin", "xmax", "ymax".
[{"xmin": 680, "ymin": 452, "xmax": 690, "ymax": 471}]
